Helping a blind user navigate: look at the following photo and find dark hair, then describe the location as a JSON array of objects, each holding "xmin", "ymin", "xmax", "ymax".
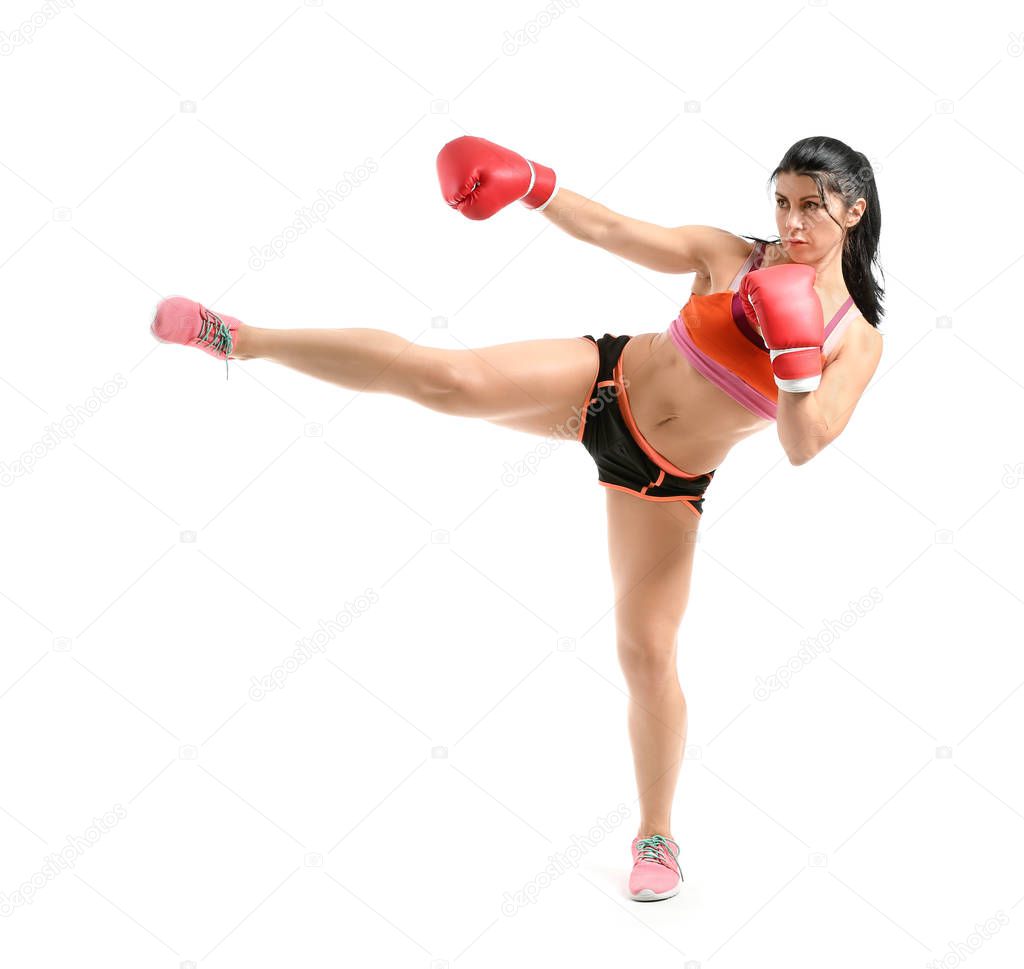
[{"xmin": 742, "ymin": 136, "xmax": 884, "ymax": 329}]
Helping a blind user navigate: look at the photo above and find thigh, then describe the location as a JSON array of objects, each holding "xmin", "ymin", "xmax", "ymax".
[
  {"xmin": 605, "ymin": 488, "xmax": 700, "ymax": 652},
  {"xmin": 452, "ymin": 336, "xmax": 600, "ymax": 437}
]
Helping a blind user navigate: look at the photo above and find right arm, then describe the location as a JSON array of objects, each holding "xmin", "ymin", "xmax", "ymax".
[
  {"xmin": 435, "ymin": 136, "xmax": 738, "ymax": 277},
  {"xmin": 539, "ymin": 189, "xmax": 731, "ymax": 277}
]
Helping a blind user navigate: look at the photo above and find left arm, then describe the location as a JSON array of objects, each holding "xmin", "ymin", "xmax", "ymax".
[{"xmin": 776, "ymin": 322, "xmax": 884, "ymax": 465}]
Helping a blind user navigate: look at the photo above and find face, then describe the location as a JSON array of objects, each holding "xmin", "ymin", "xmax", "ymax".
[{"xmin": 774, "ymin": 171, "xmax": 864, "ymax": 260}]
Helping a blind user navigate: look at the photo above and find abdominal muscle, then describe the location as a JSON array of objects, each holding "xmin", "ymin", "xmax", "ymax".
[
  {"xmin": 620, "ymin": 330, "xmax": 772, "ymax": 476},
  {"xmin": 618, "ymin": 248, "xmax": 775, "ymax": 476}
]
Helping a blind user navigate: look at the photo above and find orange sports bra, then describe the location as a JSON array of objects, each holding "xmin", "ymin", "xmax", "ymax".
[{"xmin": 665, "ymin": 240, "xmax": 857, "ymax": 421}]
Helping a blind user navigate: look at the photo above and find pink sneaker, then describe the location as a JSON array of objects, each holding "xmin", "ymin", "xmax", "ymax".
[
  {"xmin": 151, "ymin": 297, "xmax": 243, "ymax": 380},
  {"xmin": 629, "ymin": 835, "xmax": 682, "ymax": 901}
]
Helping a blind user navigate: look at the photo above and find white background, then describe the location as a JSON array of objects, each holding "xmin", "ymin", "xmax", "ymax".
[{"xmin": 1, "ymin": 0, "xmax": 1022, "ymax": 966}]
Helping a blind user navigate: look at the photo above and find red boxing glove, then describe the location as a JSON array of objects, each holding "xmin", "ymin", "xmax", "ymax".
[
  {"xmin": 739, "ymin": 264, "xmax": 825, "ymax": 393},
  {"xmin": 436, "ymin": 136, "xmax": 558, "ymax": 220}
]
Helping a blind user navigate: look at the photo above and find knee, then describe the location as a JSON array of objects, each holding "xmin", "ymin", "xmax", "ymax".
[
  {"xmin": 617, "ymin": 634, "xmax": 679, "ymax": 686},
  {"xmin": 415, "ymin": 358, "xmax": 471, "ymax": 413},
  {"xmin": 416, "ymin": 350, "xmax": 497, "ymax": 416}
]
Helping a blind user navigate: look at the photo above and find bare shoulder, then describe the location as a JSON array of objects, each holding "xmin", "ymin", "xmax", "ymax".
[
  {"xmin": 698, "ymin": 226, "xmax": 758, "ymax": 267},
  {"xmin": 850, "ymin": 315, "xmax": 883, "ymax": 352},
  {"xmin": 827, "ymin": 312, "xmax": 883, "ymax": 368},
  {"xmin": 693, "ymin": 227, "xmax": 762, "ymax": 286}
]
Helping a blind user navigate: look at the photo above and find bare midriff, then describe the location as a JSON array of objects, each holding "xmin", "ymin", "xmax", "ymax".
[
  {"xmin": 619, "ymin": 330, "xmax": 772, "ymax": 476},
  {"xmin": 617, "ymin": 244, "xmax": 778, "ymax": 476}
]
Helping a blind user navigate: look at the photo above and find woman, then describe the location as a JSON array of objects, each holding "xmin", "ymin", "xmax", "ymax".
[{"xmin": 151, "ymin": 134, "xmax": 884, "ymax": 902}]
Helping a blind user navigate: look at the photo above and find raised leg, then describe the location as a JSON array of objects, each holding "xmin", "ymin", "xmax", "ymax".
[{"xmin": 234, "ymin": 323, "xmax": 600, "ymax": 438}]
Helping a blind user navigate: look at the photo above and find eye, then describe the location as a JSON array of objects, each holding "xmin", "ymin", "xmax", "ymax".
[{"xmin": 805, "ymin": 201, "xmax": 819, "ymax": 209}]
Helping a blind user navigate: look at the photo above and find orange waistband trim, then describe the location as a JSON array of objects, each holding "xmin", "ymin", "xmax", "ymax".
[
  {"xmin": 599, "ymin": 482, "xmax": 702, "ymax": 517},
  {"xmin": 612, "ymin": 357, "xmax": 706, "ymax": 480}
]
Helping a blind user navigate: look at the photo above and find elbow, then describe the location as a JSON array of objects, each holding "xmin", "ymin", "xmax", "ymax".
[
  {"xmin": 591, "ymin": 215, "xmax": 619, "ymax": 249},
  {"xmin": 785, "ymin": 417, "xmax": 834, "ymax": 466},
  {"xmin": 788, "ymin": 439, "xmax": 826, "ymax": 466}
]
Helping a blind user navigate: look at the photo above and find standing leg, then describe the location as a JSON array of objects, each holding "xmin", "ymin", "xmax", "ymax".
[{"xmin": 604, "ymin": 488, "xmax": 699, "ymax": 893}]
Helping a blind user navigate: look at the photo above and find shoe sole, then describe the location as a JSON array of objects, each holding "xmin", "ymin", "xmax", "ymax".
[{"xmin": 630, "ymin": 884, "xmax": 681, "ymax": 901}]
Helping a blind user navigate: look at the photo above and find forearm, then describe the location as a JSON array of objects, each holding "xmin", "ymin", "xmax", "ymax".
[
  {"xmin": 538, "ymin": 188, "xmax": 618, "ymax": 246},
  {"xmin": 776, "ymin": 390, "xmax": 831, "ymax": 465}
]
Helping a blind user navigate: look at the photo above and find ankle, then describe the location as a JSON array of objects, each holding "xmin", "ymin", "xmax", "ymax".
[
  {"xmin": 231, "ymin": 323, "xmax": 257, "ymax": 360},
  {"xmin": 636, "ymin": 826, "xmax": 674, "ymax": 841}
]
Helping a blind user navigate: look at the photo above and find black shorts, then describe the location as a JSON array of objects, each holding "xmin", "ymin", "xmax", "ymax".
[{"xmin": 577, "ymin": 334, "xmax": 715, "ymax": 517}]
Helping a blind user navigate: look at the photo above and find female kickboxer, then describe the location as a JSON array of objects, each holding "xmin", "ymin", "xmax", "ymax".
[{"xmin": 150, "ymin": 133, "xmax": 884, "ymax": 901}]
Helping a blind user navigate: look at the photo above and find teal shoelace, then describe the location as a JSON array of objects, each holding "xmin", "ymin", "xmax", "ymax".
[
  {"xmin": 195, "ymin": 307, "xmax": 234, "ymax": 380},
  {"xmin": 636, "ymin": 835, "xmax": 676, "ymax": 865}
]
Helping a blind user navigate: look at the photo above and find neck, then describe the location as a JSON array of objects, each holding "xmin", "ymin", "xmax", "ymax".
[{"xmin": 773, "ymin": 239, "xmax": 848, "ymax": 299}]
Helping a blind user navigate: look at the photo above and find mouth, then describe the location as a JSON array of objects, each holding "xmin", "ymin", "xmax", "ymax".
[{"xmin": 786, "ymin": 239, "xmax": 807, "ymax": 245}]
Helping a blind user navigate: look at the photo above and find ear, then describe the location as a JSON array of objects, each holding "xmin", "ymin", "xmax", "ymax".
[{"xmin": 846, "ymin": 198, "xmax": 866, "ymax": 228}]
